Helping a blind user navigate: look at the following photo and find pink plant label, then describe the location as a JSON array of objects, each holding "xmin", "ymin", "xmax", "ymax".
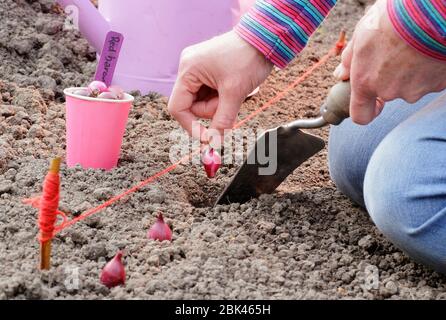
[{"xmin": 94, "ymin": 31, "xmax": 124, "ymax": 87}]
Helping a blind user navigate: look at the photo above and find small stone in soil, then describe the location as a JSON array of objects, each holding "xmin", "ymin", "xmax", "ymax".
[
  {"xmin": 84, "ymin": 244, "xmax": 108, "ymax": 261},
  {"xmin": 73, "ymin": 201, "xmax": 92, "ymax": 216},
  {"xmin": 0, "ymin": 105, "xmax": 16, "ymax": 117},
  {"xmin": 385, "ymin": 281, "xmax": 399, "ymax": 295},
  {"xmin": 0, "ymin": 180, "xmax": 13, "ymax": 194},
  {"xmin": 93, "ymin": 187, "xmax": 114, "ymax": 201}
]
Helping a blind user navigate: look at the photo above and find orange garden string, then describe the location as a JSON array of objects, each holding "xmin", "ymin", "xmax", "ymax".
[
  {"xmin": 24, "ymin": 158, "xmax": 64, "ymax": 269},
  {"xmin": 24, "ymin": 32, "xmax": 347, "ymax": 244}
]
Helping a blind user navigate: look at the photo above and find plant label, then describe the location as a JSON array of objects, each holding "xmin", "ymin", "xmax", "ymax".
[{"xmin": 94, "ymin": 31, "xmax": 124, "ymax": 87}]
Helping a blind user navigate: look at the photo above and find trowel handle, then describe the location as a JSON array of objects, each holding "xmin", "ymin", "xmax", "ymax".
[{"xmin": 320, "ymin": 81, "xmax": 351, "ymax": 125}]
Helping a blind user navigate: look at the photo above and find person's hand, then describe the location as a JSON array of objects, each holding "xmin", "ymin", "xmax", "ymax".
[
  {"xmin": 334, "ymin": 0, "xmax": 446, "ymax": 125},
  {"xmin": 168, "ymin": 31, "xmax": 273, "ymax": 146}
]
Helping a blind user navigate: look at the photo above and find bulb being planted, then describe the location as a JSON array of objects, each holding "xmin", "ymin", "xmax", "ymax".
[
  {"xmin": 148, "ymin": 213, "xmax": 172, "ymax": 242},
  {"xmin": 100, "ymin": 251, "xmax": 126, "ymax": 288},
  {"xmin": 201, "ymin": 147, "xmax": 221, "ymax": 179}
]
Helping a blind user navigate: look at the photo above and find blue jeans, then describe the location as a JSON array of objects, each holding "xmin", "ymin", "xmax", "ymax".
[{"xmin": 328, "ymin": 90, "xmax": 446, "ymax": 274}]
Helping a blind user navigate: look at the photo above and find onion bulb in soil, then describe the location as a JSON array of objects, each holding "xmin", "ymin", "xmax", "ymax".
[
  {"xmin": 100, "ymin": 251, "xmax": 126, "ymax": 288},
  {"xmin": 201, "ymin": 147, "xmax": 221, "ymax": 178},
  {"xmin": 148, "ymin": 213, "xmax": 172, "ymax": 241}
]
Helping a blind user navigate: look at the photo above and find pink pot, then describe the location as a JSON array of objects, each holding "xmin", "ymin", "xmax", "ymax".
[{"xmin": 64, "ymin": 88, "xmax": 134, "ymax": 170}]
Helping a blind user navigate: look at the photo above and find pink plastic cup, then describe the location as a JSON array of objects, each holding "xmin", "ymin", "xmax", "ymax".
[{"xmin": 64, "ymin": 88, "xmax": 134, "ymax": 170}]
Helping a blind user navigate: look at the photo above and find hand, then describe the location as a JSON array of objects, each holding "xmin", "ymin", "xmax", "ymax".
[
  {"xmin": 334, "ymin": 0, "xmax": 446, "ymax": 125},
  {"xmin": 168, "ymin": 31, "xmax": 273, "ymax": 146}
]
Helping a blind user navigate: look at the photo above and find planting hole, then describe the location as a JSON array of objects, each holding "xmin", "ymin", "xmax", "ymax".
[{"xmin": 180, "ymin": 179, "xmax": 221, "ymax": 208}]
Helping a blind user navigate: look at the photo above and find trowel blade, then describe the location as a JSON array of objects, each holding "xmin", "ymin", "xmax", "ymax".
[{"xmin": 215, "ymin": 126, "xmax": 325, "ymax": 205}]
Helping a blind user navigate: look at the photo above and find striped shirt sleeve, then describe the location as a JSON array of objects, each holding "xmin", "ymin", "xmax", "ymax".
[
  {"xmin": 387, "ymin": 0, "xmax": 446, "ymax": 61},
  {"xmin": 235, "ymin": 0, "xmax": 446, "ymax": 68},
  {"xmin": 234, "ymin": 0, "xmax": 337, "ymax": 68}
]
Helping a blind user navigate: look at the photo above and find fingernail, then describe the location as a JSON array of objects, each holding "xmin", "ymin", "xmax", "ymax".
[{"xmin": 333, "ymin": 65, "xmax": 342, "ymax": 79}]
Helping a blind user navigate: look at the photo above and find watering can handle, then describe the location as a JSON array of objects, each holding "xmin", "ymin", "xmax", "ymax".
[{"xmin": 320, "ymin": 80, "xmax": 351, "ymax": 125}]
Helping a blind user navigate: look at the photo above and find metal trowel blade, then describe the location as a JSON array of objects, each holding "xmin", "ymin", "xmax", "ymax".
[{"xmin": 215, "ymin": 126, "xmax": 325, "ymax": 205}]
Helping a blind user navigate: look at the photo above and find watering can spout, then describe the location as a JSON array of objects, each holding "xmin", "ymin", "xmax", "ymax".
[{"xmin": 56, "ymin": 0, "xmax": 110, "ymax": 54}]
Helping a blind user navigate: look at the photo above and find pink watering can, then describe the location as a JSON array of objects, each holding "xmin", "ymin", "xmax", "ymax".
[{"xmin": 57, "ymin": 0, "xmax": 255, "ymax": 96}]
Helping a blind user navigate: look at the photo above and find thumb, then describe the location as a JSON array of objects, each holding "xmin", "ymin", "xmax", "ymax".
[
  {"xmin": 207, "ymin": 89, "xmax": 243, "ymax": 148},
  {"xmin": 333, "ymin": 39, "xmax": 354, "ymax": 80}
]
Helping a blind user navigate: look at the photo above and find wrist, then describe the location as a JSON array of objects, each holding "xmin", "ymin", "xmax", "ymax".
[{"xmin": 232, "ymin": 31, "xmax": 274, "ymax": 69}]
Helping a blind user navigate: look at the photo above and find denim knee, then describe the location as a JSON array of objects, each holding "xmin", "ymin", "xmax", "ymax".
[
  {"xmin": 328, "ymin": 92, "xmax": 441, "ymax": 209},
  {"xmin": 328, "ymin": 120, "xmax": 377, "ymax": 208},
  {"xmin": 364, "ymin": 98, "xmax": 446, "ymax": 274}
]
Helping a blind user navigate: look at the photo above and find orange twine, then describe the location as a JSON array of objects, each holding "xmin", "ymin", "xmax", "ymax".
[
  {"xmin": 23, "ymin": 171, "xmax": 67, "ymax": 242},
  {"xmin": 38, "ymin": 172, "xmax": 60, "ymax": 242},
  {"xmin": 23, "ymin": 34, "xmax": 346, "ymax": 239}
]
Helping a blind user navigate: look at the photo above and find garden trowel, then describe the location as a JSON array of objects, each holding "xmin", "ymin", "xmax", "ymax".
[{"xmin": 216, "ymin": 81, "xmax": 351, "ymax": 205}]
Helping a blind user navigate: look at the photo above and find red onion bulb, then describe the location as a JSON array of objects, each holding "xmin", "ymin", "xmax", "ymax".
[
  {"xmin": 100, "ymin": 251, "xmax": 126, "ymax": 288},
  {"xmin": 148, "ymin": 213, "xmax": 172, "ymax": 242}
]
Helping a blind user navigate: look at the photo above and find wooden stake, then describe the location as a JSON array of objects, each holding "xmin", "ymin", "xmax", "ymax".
[
  {"xmin": 40, "ymin": 157, "xmax": 61, "ymax": 270},
  {"xmin": 40, "ymin": 241, "xmax": 52, "ymax": 270},
  {"xmin": 49, "ymin": 157, "xmax": 61, "ymax": 174}
]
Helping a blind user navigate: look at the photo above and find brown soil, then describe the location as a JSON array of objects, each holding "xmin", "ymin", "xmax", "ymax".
[{"xmin": 1, "ymin": 0, "xmax": 446, "ymax": 300}]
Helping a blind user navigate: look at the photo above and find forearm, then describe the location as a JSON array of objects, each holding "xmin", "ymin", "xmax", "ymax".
[
  {"xmin": 387, "ymin": 0, "xmax": 446, "ymax": 61},
  {"xmin": 235, "ymin": 0, "xmax": 337, "ymax": 68}
]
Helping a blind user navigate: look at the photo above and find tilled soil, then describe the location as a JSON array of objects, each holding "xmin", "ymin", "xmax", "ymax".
[{"xmin": 1, "ymin": 0, "xmax": 446, "ymax": 300}]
